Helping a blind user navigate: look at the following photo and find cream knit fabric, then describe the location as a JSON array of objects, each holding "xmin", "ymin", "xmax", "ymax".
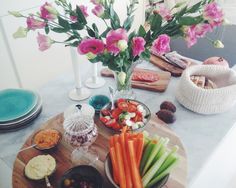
[{"xmin": 175, "ymin": 65, "xmax": 236, "ymax": 114}]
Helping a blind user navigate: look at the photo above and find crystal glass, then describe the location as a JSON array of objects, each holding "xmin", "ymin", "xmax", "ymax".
[{"xmin": 63, "ymin": 113, "xmax": 98, "ymax": 166}]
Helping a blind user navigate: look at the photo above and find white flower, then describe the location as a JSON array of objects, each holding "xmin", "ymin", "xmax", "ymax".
[
  {"xmin": 8, "ymin": 11, "xmax": 23, "ymax": 17},
  {"xmin": 117, "ymin": 40, "xmax": 128, "ymax": 52},
  {"xmin": 213, "ymin": 40, "xmax": 224, "ymax": 48},
  {"xmin": 117, "ymin": 71, "xmax": 126, "ymax": 85},
  {"xmin": 13, "ymin": 27, "xmax": 28, "ymax": 38},
  {"xmin": 45, "ymin": 5, "xmax": 59, "ymax": 16}
]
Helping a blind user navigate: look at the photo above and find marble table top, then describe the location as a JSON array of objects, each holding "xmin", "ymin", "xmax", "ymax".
[{"xmin": 1, "ymin": 60, "xmax": 236, "ymax": 187}]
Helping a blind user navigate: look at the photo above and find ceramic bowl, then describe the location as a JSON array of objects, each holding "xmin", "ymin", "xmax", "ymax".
[
  {"xmin": 99, "ymin": 99, "xmax": 151, "ymax": 132},
  {"xmin": 104, "ymin": 154, "xmax": 169, "ymax": 188},
  {"xmin": 58, "ymin": 165, "xmax": 103, "ymax": 188},
  {"xmin": 89, "ymin": 95, "xmax": 110, "ymax": 113}
]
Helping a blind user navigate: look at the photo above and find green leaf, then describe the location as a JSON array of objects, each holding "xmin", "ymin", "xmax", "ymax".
[
  {"xmin": 45, "ymin": 24, "xmax": 49, "ymax": 34},
  {"xmin": 150, "ymin": 14, "xmax": 162, "ymax": 31},
  {"xmin": 51, "ymin": 27, "xmax": 69, "ymax": 33},
  {"xmin": 101, "ymin": 27, "xmax": 111, "ymax": 38},
  {"xmin": 128, "ymin": 31, "xmax": 136, "ymax": 41},
  {"xmin": 123, "ymin": 15, "xmax": 134, "ymax": 31},
  {"xmin": 87, "ymin": 28, "xmax": 95, "ymax": 37},
  {"xmin": 188, "ymin": 1, "xmax": 202, "ymax": 13},
  {"xmin": 141, "ymin": 49, "xmax": 151, "ymax": 61},
  {"xmin": 110, "ymin": 6, "xmax": 120, "ymax": 29},
  {"xmin": 178, "ymin": 16, "xmax": 203, "ymax": 25},
  {"xmin": 92, "ymin": 23, "xmax": 99, "ymax": 38},
  {"xmin": 76, "ymin": 5, "xmax": 87, "ymax": 25},
  {"xmin": 68, "ymin": 41, "xmax": 80, "ymax": 47},
  {"xmin": 64, "ymin": 36, "xmax": 76, "ymax": 42},
  {"xmin": 138, "ymin": 25, "xmax": 146, "ymax": 37},
  {"xmin": 70, "ymin": 22, "xmax": 84, "ymax": 30},
  {"xmin": 58, "ymin": 16, "xmax": 70, "ymax": 30}
]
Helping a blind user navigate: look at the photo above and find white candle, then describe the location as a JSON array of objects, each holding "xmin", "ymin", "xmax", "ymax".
[
  {"xmin": 92, "ymin": 63, "xmax": 98, "ymax": 83},
  {"xmin": 70, "ymin": 47, "xmax": 82, "ymax": 94}
]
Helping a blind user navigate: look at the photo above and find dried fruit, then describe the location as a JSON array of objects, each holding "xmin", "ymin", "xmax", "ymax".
[
  {"xmin": 160, "ymin": 101, "xmax": 176, "ymax": 113},
  {"xmin": 156, "ymin": 109, "xmax": 176, "ymax": 124}
]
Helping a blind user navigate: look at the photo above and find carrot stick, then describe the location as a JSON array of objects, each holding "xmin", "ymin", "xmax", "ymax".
[
  {"xmin": 109, "ymin": 147, "xmax": 119, "ymax": 184},
  {"xmin": 120, "ymin": 133, "xmax": 132, "ymax": 188},
  {"xmin": 113, "ymin": 135, "xmax": 119, "ymax": 145},
  {"xmin": 127, "ymin": 140, "xmax": 143, "ymax": 188},
  {"xmin": 115, "ymin": 142, "xmax": 126, "ymax": 188},
  {"xmin": 121, "ymin": 126, "xmax": 127, "ymax": 133},
  {"xmin": 136, "ymin": 137, "xmax": 145, "ymax": 168},
  {"xmin": 109, "ymin": 136, "xmax": 114, "ymax": 148}
]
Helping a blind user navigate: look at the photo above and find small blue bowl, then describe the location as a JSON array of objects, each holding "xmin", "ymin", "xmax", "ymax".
[{"xmin": 89, "ymin": 95, "xmax": 110, "ymax": 113}]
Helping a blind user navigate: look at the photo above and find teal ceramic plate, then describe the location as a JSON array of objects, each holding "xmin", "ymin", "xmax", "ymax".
[{"xmin": 0, "ymin": 89, "xmax": 38, "ymax": 122}]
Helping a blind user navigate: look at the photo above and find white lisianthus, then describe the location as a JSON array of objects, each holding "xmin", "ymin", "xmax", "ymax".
[
  {"xmin": 118, "ymin": 71, "xmax": 126, "ymax": 85},
  {"xmin": 213, "ymin": 40, "xmax": 224, "ymax": 48},
  {"xmin": 13, "ymin": 27, "xmax": 28, "ymax": 38},
  {"xmin": 45, "ymin": 6, "xmax": 59, "ymax": 16},
  {"xmin": 86, "ymin": 52, "xmax": 96, "ymax": 60},
  {"xmin": 117, "ymin": 40, "xmax": 128, "ymax": 52}
]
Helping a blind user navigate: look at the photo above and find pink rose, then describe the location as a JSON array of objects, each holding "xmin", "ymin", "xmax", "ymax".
[
  {"xmin": 92, "ymin": 4, "xmax": 104, "ymax": 18},
  {"xmin": 37, "ymin": 32, "xmax": 53, "ymax": 51},
  {"xmin": 151, "ymin": 34, "xmax": 170, "ymax": 55},
  {"xmin": 78, "ymin": 38, "xmax": 105, "ymax": 55},
  {"xmin": 132, "ymin": 37, "xmax": 146, "ymax": 57},
  {"xmin": 40, "ymin": 2, "xmax": 57, "ymax": 20},
  {"xmin": 27, "ymin": 16, "xmax": 46, "ymax": 30},
  {"xmin": 106, "ymin": 28, "xmax": 128, "ymax": 55},
  {"xmin": 203, "ymin": 2, "xmax": 224, "ymax": 27},
  {"xmin": 154, "ymin": 4, "xmax": 172, "ymax": 21}
]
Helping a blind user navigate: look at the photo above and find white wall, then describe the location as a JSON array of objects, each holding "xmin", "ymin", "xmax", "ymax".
[{"xmin": 0, "ymin": 0, "xmax": 145, "ymax": 90}]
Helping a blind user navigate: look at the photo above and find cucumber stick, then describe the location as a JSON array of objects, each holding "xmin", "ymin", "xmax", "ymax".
[
  {"xmin": 146, "ymin": 157, "xmax": 180, "ymax": 188},
  {"xmin": 140, "ymin": 140, "xmax": 156, "ymax": 173},
  {"xmin": 142, "ymin": 151, "xmax": 169, "ymax": 187},
  {"xmin": 142, "ymin": 138, "xmax": 165, "ymax": 176}
]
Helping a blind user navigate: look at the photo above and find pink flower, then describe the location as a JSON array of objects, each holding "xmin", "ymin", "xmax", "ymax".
[
  {"xmin": 27, "ymin": 16, "xmax": 46, "ymax": 30},
  {"xmin": 37, "ymin": 32, "xmax": 53, "ymax": 51},
  {"xmin": 203, "ymin": 2, "xmax": 224, "ymax": 27},
  {"xmin": 132, "ymin": 37, "xmax": 146, "ymax": 57},
  {"xmin": 154, "ymin": 4, "xmax": 172, "ymax": 21},
  {"xmin": 195, "ymin": 23, "xmax": 212, "ymax": 38},
  {"xmin": 70, "ymin": 15, "xmax": 77, "ymax": 22},
  {"xmin": 151, "ymin": 34, "xmax": 170, "ymax": 55},
  {"xmin": 40, "ymin": 2, "xmax": 57, "ymax": 20},
  {"xmin": 183, "ymin": 26, "xmax": 197, "ymax": 48},
  {"xmin": 79, "ymin": 5, "xmax": 89, "ymax": 17},
  {"xmin": 77, "ymin": 38, "xmax": 105, "ymax": 55},
  {"xmin": 92, "ymin": 4, "xmax": 104, "ymax": 18},
  {"xmin": 106, "ymin": 28, "xmax": 128, "ymax": 55}
]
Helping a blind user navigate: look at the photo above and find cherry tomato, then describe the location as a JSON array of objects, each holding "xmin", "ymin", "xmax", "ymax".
[
  {"xmin": 117, "ymin": 98, "xmax": 126, "ymax": 104},
  {"xmin": 100, "ymin": 117, "xmax": 109, "ymax": 124},
  {"xmin": 132, "ymin": 113, "xmax": 143, "ymax": 122},
  {"xmin": 128, "ymin": 104, "xmax": 137, "ymax": 113},
  {"xmin": 105, "ymin": 119, "xmax": 116, "ymax": 128},
  {"xmin": 112, "ymin": 122, "xmax": 121, "ymax": 130},
  {"xmin": 128, "ymin": 100, "xmax": 139, "ymax": 106},
  {"xmin": 111, "ymin": 108, "xmax": 122, "ymax": 119},
  {"xmin": 101, "ymin": 109, "xmax": 110, "ymax": 116},
  {"xmin": 118, "ymin": 102, "xmax": 129, "ymax": 111}
]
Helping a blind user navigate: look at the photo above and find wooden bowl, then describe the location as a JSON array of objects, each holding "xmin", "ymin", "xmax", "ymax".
[{"xmin": 104, "ymin": 154, "xmax": 169, "ymax": 188}]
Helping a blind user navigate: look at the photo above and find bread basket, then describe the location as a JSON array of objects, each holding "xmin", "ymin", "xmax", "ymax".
[{"xmin": 175, "ymin": 65, "xmax": 236, "ymax": 114}]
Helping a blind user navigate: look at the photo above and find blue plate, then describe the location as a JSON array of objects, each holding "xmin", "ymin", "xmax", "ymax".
[{"xmin": 0, "ymin": 89, "xmax": 38, "ymax": 122}]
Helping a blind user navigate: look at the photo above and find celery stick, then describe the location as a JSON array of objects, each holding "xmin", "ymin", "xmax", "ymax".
[
  {"xmin": 151, "ymin": 146, "xmax": 165, "ymax": 165},
  {"xmin": 156, "ymin": 146, "xmax": 179, "ymax": 175},
  {"xmin": 146, "ymin": 157, "xmax": 180, "ymax": 188},
  {"xmin": 142, "ymin": 138, "xmax": 165, "ymax": 176},
  {"xmin": 140, "ymin": 141, "xmax": 156, "ymax": 173},
  {"xmin": 142, "ymin": 151, "xmax": 168, "ymax": 187}
]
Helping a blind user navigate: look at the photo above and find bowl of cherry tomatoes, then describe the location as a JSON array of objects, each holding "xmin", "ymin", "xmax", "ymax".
[{"xmin": 99, "ymin": 98, "xmax": 151, "ymax": 132}]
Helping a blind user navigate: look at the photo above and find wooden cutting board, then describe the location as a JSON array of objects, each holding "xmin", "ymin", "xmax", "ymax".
[
  {"xmin": 12, "ymin": 114, "xmax": 188, "ymax": 188},
  {"xmin": 101, "ymin": 68, "xmax": 171, "ymax": 92},
  {"xmin": 150, "ymin": 54, "xmax": 196, "ymax": 77}
]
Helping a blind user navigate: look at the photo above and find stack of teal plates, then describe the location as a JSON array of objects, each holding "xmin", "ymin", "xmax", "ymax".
[{"xmin": 0, "ymin": 89, "xmax": 42, "ymax": 133}]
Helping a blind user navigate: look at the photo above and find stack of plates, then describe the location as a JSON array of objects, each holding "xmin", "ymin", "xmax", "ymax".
[{"xmin": 0, "ymin": 89, "xmax": 42, "ymax": 133}]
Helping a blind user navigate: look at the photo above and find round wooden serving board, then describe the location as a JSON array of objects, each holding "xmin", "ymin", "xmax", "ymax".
[{"xmin": 12, "ymin": 114, "xmax": 188, "ymax": 188}]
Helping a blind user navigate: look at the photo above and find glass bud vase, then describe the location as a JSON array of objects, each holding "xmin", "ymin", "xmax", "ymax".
[{"xmin": 113, "ymin": 69, "xmax": 135, "ymax": 99}]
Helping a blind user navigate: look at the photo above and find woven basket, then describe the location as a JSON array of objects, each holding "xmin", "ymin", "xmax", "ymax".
[{"xmin": 175, "ymin": 65, "xmax": 236, "ymax": 114}]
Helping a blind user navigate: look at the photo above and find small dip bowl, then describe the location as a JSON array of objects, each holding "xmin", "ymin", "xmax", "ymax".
[
  {"xmin": 32, "ymin": 128, "xmax": 62, "ymax": 150},
  {"xmin": 89, "ymin": 95, "xmax": 110, "ymax": 113}
]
